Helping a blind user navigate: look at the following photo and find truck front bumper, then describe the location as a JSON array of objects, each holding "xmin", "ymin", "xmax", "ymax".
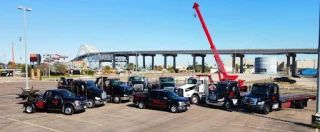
[
  {"xmin": 74, "ymin": 104, "xmax": 87, "ymax": 112},
  {"xmin": 178, "ymin": 104, "xmax": 190, "ymax": 111},
  {"xmin": 206, "ymin": 99, "xmax": 224, "ymax": 106},
  {"xmin": 242, "ymin": 104, "xmax": 264, "ymax": 111},
  {"xmin": 121, "ymin": 95, "xmax": 133, "ymax": 101},
  {"xmin": 95, "ymin": 98, "xmax": 107, "ymax": 105}
]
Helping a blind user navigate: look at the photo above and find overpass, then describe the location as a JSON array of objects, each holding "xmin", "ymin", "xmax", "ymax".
[{"xmin": 73, "ymin": 45, "xmax": 317, "ymax": 76}]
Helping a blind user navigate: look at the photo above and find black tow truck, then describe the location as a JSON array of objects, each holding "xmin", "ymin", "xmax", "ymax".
[
  {"xmin": 23, "ymin": 89, "xmax": 87, "ymax": 115},
  {"xmin": 58, "ymin": 79, "xmax": 107, "ymax": 108},
  {"xmin": 206, "ymin": 81, "xmax": 248, "ymax": 110},
  {"xmin": 95, "ymin": 77, "xmax": 133, "ymax": 103},
  {"xmin": 127, "ymin": 75, "xmax": 151, "ymax": 92},
  {"xmin": 242, "ymin": 82, "xmax": 316, "ymax": 114},
  {"xmin": 133, "ymin": 89, "xmax": 190, "ymax": 113}
]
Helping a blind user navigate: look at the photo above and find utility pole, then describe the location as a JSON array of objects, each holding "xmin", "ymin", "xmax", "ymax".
[{"xmin": 311, "ymin": 2, "xmax": 320, "ymax": 128}]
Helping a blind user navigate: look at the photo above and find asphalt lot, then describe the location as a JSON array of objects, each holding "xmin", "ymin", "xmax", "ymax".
[{"xmin": 0, "ymin": 81, "xmax": 317, "ymax": 132}]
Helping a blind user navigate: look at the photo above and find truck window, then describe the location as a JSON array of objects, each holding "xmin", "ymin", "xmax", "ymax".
[
  {"xmin": 187, "ymin": 79, "xmax": 197, "ymax": 84},
  {"xmin": 160, "ymin": 78, "xmax": 174, "ymax": 83},
  {"xmin": 131, "ymin": 76, "xmax": 144, "ymax": 81},
  {"xmin": 150, "ymin": 91, "xmax": 158, "ymax": 98},
  {"xmin": 251, "ymin": 85, "xmax": 269, "ymax": 95},
  {"xmin": 50, "ymin": 91, "xmax": 59, "ymax": 98},
  {"xmin": 42, "ymin": 92, "xmax": 48, "ymax": 101},
  {"xmin": 105, "ymin": 80, "xmax": 110, "ymax": 86}
]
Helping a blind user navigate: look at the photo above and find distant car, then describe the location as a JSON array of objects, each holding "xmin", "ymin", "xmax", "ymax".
[{"xmin": 274, "ymin": 77, "xmax": 296, "ymax": 84}]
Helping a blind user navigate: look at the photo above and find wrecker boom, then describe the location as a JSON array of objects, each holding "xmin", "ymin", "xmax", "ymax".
[{"xmin": 192, "ymin": 2, "xmax": 238, "ymax": 81}]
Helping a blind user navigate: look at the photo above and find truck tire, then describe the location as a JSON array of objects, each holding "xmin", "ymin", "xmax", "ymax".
[
  {"xmin": 25, "ymin": 104, "xmax": 35, "ymax": 114},
  {"xmin": 170, "ymin": 105, "xmax": 178, "ymax": 113},
  {"xmin": 222, "ymin": 100, "xmax": 231, "ymax": 110},
  {"xmin": 138, "ymin": 101, "xmax": 145, "ymax": 109},
  {"xmin": 113, "ymin": 96, "xmax": 121, "ymax": 104},
  {"xmin": 295, "ymin": 100, "xmax": 305, "ymax": 109},
  {"xmin": 87, "ymin": 99, "xmax": 95, "ymax": 108},
  {"xmin": 262, "ymin": 104, "xmax": 270, "ymax": 114},
  {"xmin": 64, "ymin": 105, "xmax": 74, "ymax": 115},
  {"xmin": 190, "ymin": 95, "xmax": 199, "ymax": 104}
]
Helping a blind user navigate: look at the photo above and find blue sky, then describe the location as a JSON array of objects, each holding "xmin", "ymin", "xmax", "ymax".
[{"xmin": 0, "ymin": 0, "xmax": 318, "ymax": 67}]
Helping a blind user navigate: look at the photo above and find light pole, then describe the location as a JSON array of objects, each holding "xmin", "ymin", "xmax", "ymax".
[
  {"xmin": 18, "ymin": 37, "xmax": 22, "ymax": 64},
  {"xmin": 18, "ymin": 6, "xmax": 32, "ymax": 90},
  {"xmin": 312, "ymin": 2, "xmax": 320, "ymax": 128}
]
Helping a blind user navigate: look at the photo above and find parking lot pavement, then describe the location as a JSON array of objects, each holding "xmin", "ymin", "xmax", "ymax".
[{"xmin": 0, "ymin": 81, "xmax": 317, "ymax": 132}]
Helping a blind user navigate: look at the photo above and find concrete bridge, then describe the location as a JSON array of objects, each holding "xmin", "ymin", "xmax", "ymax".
[{"xmin": 73, "ymin": 45, "xmax": 317, "ymax": 76}]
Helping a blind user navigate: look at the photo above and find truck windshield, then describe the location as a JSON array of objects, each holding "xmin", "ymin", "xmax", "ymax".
[
  {"xmin": 112, "ymin": 80, "xmax": 122, "ymax": 85},
  {"xmin": 164, "ymin": 91, "xmax": 179, "ymax": 99},
  {"xmin": 131, "ymin": 76, "xmax": 144, "ymax": 81},
  {"xmin": 86, "ymin": 81, "xmax": 96, "ymax": 88},
  {"xmin": 251, "ymin": 85, "xmax": 269, "ymax": 95},
  {"xmin": 187, "ymin": 79, "xmax": 197, "ymax": 84},
  {"xmin": 60, "ymin": 90, "xmax": 75, "ymax": 97},
  {"xmin": 160, "ymin": 78, "xmax": 174, "ymax": 83}
]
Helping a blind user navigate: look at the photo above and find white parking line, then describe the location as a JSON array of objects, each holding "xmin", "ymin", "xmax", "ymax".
[
  {"xmin": 229, "ymin": 123, "xmax": 293, "ymax": 132},
  {"xmin": 0, "ymin": 115, "xmax": 63, "ymax": 132}
]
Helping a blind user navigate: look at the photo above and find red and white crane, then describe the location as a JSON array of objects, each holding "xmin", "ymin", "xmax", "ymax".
[{"xmin": 192, "ymin": 2, "xmax": 246, "ymax": 90}]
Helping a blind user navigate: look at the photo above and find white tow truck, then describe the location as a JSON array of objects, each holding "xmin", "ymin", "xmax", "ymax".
[{"xmin": 176, "ymin": 74, "xmax": 215, "ymax": 104}]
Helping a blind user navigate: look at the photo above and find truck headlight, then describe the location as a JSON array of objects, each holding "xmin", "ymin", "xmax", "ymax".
[
  {"xmin": 95, "ymin": 97, "xmax": 101, "ymax": 100},
  {"xmin": 178, "ymin": 101, "xmax": 186, "ymax": 106},
  {"xmin": 257, "ymin": 101, "xmax": 265, "ymax": 105},
  {"xmin": 74, "ymin": 100, "xmax": 80, "ymax": 106}
]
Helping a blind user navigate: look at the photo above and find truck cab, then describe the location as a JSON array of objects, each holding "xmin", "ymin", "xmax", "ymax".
[
  {"xmin": 58, "ymin": 80, "xmax": 108, "ymax": 108},
  {"xmin": 95, "ymin": 77, "xmax": 133, "ymax": 103},
  {"xmin": 157, "ymin": 76, "xmax": 176, "ymax": 92},
  {"xmin": 206, "ymin": 81, "xmax": 242, "ymax": 109},
  {"xmin": 242, "ymin": 82, "xmax": 315, "ymax": 114},
  {"xmin": 23, "ymin": 89, "xmax": 87, "ymax": 115},
  {"xmin": 176, "ymin": 74, "xmax": 214, "ymax": 104},
  {"xmin": 133, "ymin": 89, "xmax": 190, "ymax": 113},
  {"xmin": 127, "ymin": 75, "xmax": 150, "ymax": 92}
]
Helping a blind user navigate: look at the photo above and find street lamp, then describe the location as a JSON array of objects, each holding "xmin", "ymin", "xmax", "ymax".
[{"xmin": 18, "ymin": 5, "xmax": 32, "ymax": 91}]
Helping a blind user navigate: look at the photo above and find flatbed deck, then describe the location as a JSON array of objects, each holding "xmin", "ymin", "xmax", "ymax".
[{"xmin": 279, "ymin": 92, "xmax": 316, "ymax": 102}]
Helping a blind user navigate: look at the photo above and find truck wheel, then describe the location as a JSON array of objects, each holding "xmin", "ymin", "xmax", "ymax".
[
  {"xmin": 25, "ymin": 104, "xmax": 35, "ymax": 113},
  {"xmin": 222, "ymin": 101, "xmax": 231, "ymax": 110},
  {"xmin": 190, "ymin": 95, "xmax": 199, "ymax": 104},
  {"xmin": 87, "ymin": 99, "xmax": 95, "ymax": 108},
  {"xmin": 113, "ymin": 96, "xmax": 121, "ymax": 104},
  {"xmin": 64, "ymin": 105, "xmax": 74, "ymax": 115},
  {"xmin": 295, "ymin": 100, "xmax": 305, "ymax": 109},
  {"xmin": 170, "ymin": 105, "xmax": 178, "ymax": 113},
  {"xmin": 262, "ymin": 104, "xmax": 270, "ymax": 114},
  {"xmin": 138, "ymin": 101, "xmax": 145, "ymax": 109}
]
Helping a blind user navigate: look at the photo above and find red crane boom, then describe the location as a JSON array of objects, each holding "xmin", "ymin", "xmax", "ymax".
[{"xmin": 192, "ymin": 2, "xmax": 238, "ymax": 81}]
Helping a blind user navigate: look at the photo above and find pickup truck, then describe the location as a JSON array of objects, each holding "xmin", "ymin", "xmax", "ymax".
[
  {"xmin": 242, "ymin": 82, "xmax": 316, "ymax": 114},
  {"xmin": 23, "ymin": 89, "xmax": 87, "ymax": 115},
  {"xmin": 133, "ymin": 89, "xmax": 190, "ymax": 113},
  {"xmin": 206, "ymin": 81, "xmax": 249, "ymax": 110},
  {"xmin": 274, "ymin": 77, "xmax": 296, "ymax": 84},
  {"xmin": 95, "ymin": 77, "xmax": 133, "ymax": 103},
  {"xmin": 58, "ymin": 79, "xmax": 108, "ymax": 108}
]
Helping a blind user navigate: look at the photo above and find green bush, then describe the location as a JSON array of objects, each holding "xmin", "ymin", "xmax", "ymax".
[{"xmin": 88, "ymin": 70, "xmax": 94, "ymax": 75}]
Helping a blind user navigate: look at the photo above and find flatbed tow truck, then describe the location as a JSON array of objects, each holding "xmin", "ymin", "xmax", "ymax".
[{"xmin": 242, "ymin": 82, "xmax": 316, "ymax": 114}]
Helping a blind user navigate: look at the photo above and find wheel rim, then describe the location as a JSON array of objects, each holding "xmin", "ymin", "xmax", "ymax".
[
  {"xmin": 171, "ymin": 106, "xmax": 177, "ymax": 112},
  {"xmin": 265, "ymin": 106, "xmax": 269, "ymax": 112},
  {"xmin": 192, "ymin": 97, "xmax": 198, "ymax": 103},
  {"xmin": 114, "ymin": 97, "xmax": 119, "ymax": 103},
  {"xmin": 65, "ymin": 107, "xmax": 72, "ymax": 114},
  {"xmin": 87, "ymin": 101, "xmax": 93, "ymax": 107},
  {"xmin": 225, "ymin": 102, "xmax": 230, "ymax": 109},
  {"xmin": 26, "ymin": 106, "xmax": 33, "ymax": 113},
  {"xmin": 139, "ymin": 102, "xmax": 144, "ymax": 108}
]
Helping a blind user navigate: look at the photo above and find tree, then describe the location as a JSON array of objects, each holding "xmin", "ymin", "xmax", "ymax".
[
  {"xmin": 39, "ymin": 63, "xmax": 49, "ymax": 76},
  {"xmin": 0, "ymin": 65, "xmax": 2, "ymax": 69},
  {"xmin": 54, "ymin": 63, "xmax": 67, "ymax": 75},
  {"xmin": 128, "ymin": 63, "xmax": 134, "ymax": 70},
  {"xmin": 154, "ymin": 65, "xmax": 163, "ymax": 71},
  {"xmin": 167, "ymin": 66, "xmax": 175, "ymax": 73},
  {"xmin": 104, "ymin": 66, "xmax": 111, "ymax": 74},
  {"xmin": 246, "ymin": 64, "xmax": 250, "ymax": 69},
  {"xmin": 235, "ymin": 64, "xmax": 240, "ymax": 73},
  {"xmin": 8, "ymin": 61, "xmax": 13, "ymax": 69},
  {"xmin": 21, "ymin": 64, "xmax": 32, "ymax": 77}
]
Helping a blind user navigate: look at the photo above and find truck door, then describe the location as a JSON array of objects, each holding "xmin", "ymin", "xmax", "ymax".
[
  {"xmin": 149, "ymin": 91, "xmax": 160, "ymax": 107},
  {"xmin": 46, "ymin": 91, "xmax": 62, "ymax": 110},
  {"xmin": 105, "ymin": 80, "xmax": 111, "ymax": 94},
  {"xmin": 159, "ymin": 92, "xmax": 169, "ymax": 109}
]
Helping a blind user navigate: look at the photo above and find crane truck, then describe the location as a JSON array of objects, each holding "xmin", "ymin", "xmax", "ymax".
[{"xmin": 192, "ymin": 2, "xmax": 249, "ymax": 109}]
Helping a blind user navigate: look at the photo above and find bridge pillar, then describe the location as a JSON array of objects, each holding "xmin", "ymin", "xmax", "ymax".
[
  {"xmin": 291, "ymin": 53, "xmax": 296, "ymax": 76},
  {"xmin": 112, "ymin": 54, "xmax": 116, "ymax": 68},
  {"xmin": 239, "ymin": 54, "xmax": 245, "ymax": 73},
  {"xmin": 143, "ymin": 55, "xmax": 146, "ymax": 68},
  {"xmin": 192, "ymin": 55, "xmax": 196, "ymax": 72},
  {"xmin": 99, "ymin": 60, "xmax": 102, "ymax": 69},
  {"xmin": 201, "ymin": 55, "xmax": 206, "ymax": 73},
  {"xmin": 135, "ymin": 55, "xmax": 138, "ymax": 70},
  {"xmin": 286, "ymin": 53, "xmax": 291, "ymax": 76},
  {"xmin": 232, "ymin": 54, "xmax": 236, "ymax": 73},
  {"xmin": 163, "ymin": 55, "xmax": 167, "ymax": 69},
  {"xmin": 126, "ymin": 56, "xmax": 129, "ymax": 65},
  {"xmin": 151, "ymin": 55, "xmax": 154, "ymax": 70},
  {"xmin": 172, "ymin": 54, "xmax": 177, "ymax": 72}
]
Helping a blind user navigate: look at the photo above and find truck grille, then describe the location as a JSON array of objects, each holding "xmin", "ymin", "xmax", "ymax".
[
  {"xmin": 101, "ymin": 91, "xmax": 107, "ymax": 99},
  {"xmin": 164, "ymin": 87, "xmax": 175, "ymax": 91},
  {"xmin": 244, "ymin": 97, "xmax": 257, "ymax": 105},
  {"xmin": 208, "ymin": 94, "xmax": 217, "ymax": 100},
  {"xmin": 126, "ymin": 89, "xmax": 133, "ymax": 95},
  {"xmin": 133, "ymin": 84, "xmax": 144, "ymax": 92},
  {"xmin": 177, "ymin": 89, "xmax": 183, "ymax": 97}
]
